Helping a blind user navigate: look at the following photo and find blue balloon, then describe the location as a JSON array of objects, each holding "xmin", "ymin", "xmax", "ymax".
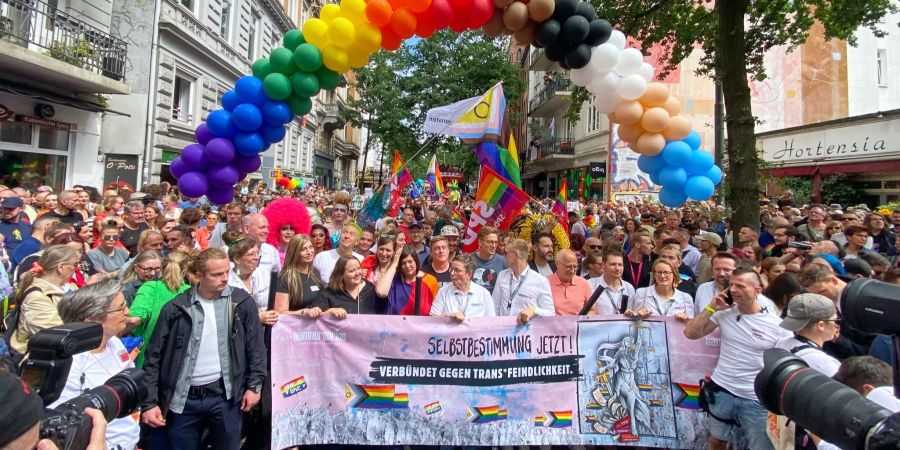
[
  {"xmin": 234, "ymin": 132, "xmax": 265, "ymax": 156},
  {"xmin": 659, "ymin": 186, "xmax": 688, "ymax": 207},
  {"xmin": 234, "ymin": 76, "xmax": 268, "ymax": 106},
  {"xmin": 649, "ymin": 170, "xmax": 662, "ymax": 186},
  {"xmin": 260, "ymin": 124, "xmax": 286, "ymax": 143},
  {"xmin": 661, "ymin": 141, "xmax": 692, "ymax": 166},
  {"xmin": 685, "ymin": 149, "xmax": 715, "ymax": 175},
  {"xmin": 232, "ymin": 104, "xmax": 263, "ymax": 132},
  {"xmin": 705, "ymin": 165, "xmax": 724, "ymax": 185},
  {"xmin": 683, "ymin": 131, "xmax": 702, "ymax": 151},
  {"xmin": 684, "ymin": 175, "xmax": 716, "ymax": 200},
  {"xmin": 262, "ymin": 101, "xmax": 293, "ymax": 125},
  {"xmin": 658, "ymin": 165, "xmax": 688, "ymax": 188},
  {"xmin": 221, "ymin": 91, "xmax": 240, "ymax": 111},
  {"xmin": 206, "ymin": 110, "xmax": 236, "ymax": 138},
  {"xmin": 637, "ymin": 154, "xmax": 667, "ymax": 175}
]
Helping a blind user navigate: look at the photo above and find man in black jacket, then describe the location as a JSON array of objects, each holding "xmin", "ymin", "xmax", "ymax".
[{"xmin": 140, "ymin": 247, "xmax": 267, "ymax": 450}]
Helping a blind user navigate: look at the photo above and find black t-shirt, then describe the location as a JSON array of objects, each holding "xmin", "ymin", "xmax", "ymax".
[
  {"xmin": 423, "ymin": 264, "xmax": 452, "ymax": 291},
  {"xmin": 120, "ymin": 223, "xmax": 149, "ymax": 256},
  {"xmin": 622, "ymin": 255, "xmax": 652, "ymax": 289},
  {"xmin": 317, "ymin": 281, "xmax": 384, "ymax": 314},
  {"xmin": 275, "ymin": 272, "xmax": 323, "ymax": 311},
  {"xmin": 42, "ymin": 209, "xmax": 83, "ymax": 224}
]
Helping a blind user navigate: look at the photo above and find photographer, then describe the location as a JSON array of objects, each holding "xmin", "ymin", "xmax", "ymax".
[{"xmin": 51, "ymin": 279, "xmax": 139, "ymax": 449}]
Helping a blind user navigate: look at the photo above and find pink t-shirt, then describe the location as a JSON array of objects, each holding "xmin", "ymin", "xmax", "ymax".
[{"xmin": 547, "ymin": 273, "xmax": 593, "ymax": 316}]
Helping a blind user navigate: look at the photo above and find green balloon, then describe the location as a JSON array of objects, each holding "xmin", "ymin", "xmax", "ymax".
[
  {"xmin": 251, "ymin": 59, "xmax": 272, "ymax": 80},
  {"xmin": 263, "ymin": 73, "xmax": 293, "ymax": 100},
  {"xmin": 293, "ymin": 43, "xmax": 323, "ymax": 72},
  {"xmin": 282, "ymin": 29, "xmax": 305, "ymax": 51},
  {"xmin": 291, "ymin": 72, "xmax": 320, "ymax": 97},
  {"xmin": 286, "ymin": 95, "xmax": 312, "ymax": 116},
  {"xmin": 316, "ymin": 67, "xmax": 341, "ymax": 90},
  {"xmin": 269, "ymin": 47, "xmax": 297, "ymax": 75}
]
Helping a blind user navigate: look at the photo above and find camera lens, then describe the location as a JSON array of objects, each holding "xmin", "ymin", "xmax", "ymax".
[
  {"xmin": 56, "ymin": 368, "xmax": 147, "ymax": 421},
  {"xmin": 841, "ymin": 278, "xmax": 900, "ymax": 335}
]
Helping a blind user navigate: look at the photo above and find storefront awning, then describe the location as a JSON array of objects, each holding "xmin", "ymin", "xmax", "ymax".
[{"xmin": 0, "ymin": 82, "xmax": 131, "ymax": 117}]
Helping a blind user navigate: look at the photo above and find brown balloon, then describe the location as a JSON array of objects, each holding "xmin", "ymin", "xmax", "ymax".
[
  {"xmin": 527, "ymin": 0, "xmax": 554, "ymax": 22},
  {"xmin": 502, "ymin": 2, "xmax": 529, "ymax": 31},
  {"xmin": 483, "ymin": 9, "xmax": 505, "ymax": 37},
  {"xmin": 493, "ymin": 0, "xmax": 514, "ymax": 8},
  {"xmin": 514, "ymin": 20, "xmax": 537, "ymax": 45}
]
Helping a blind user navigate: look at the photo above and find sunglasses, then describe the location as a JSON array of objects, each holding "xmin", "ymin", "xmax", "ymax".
[
  {"xmin": 588, "ymin": 245, "xmax": 602, "ymax": 250},
  {"xmin": 102, "ymin": 234, "xmax": 120, "ymax": 241}
]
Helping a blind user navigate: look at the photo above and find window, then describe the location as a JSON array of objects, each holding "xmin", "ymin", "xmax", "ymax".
[
  {"xmin": 38, "ymin": 127, "xmax": 69, "ymax": 150},
  {"xmin": 220, "ymin": 0, "xmax": 231, "ymax": 39},
  {"xmin": 585, "ymin": 96, "xmax": 602, "ymax": 135},
  {"xmin": 0, "ymin": 121, "xmax": 33, "ymax": 145},
  {"xmin": 172, "ymin": 73, "xmax": 194, "ymax": 124},
  {"xmin": 877, "ymin": 49, "xmax": 887, "ymax": 87},
  {"xmin": 248, "ymin": 9, "xmax": 261, "ymax": 60},
  {"xmin": 181, "ymin": 0, "xmax": 193, "ymax": 11}
]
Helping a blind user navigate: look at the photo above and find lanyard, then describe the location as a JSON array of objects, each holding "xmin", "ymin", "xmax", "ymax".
[
  {"xmin": 603, "ymin": 287, "xmax": 620, "ymax": 312},
  {"xmin": 454, "ymin": 290, "xmax": 472, "ymax": 314},
  {"xmin": 506, "ymin": 271, "xmax": 529, "ymax": 314},
  {"xmin": 651, "ymin": 291, "xmax": 676, "ymax": 317},
  {"xmin": 628, "ymin": 258, "xmax": 644, "ymax": 286}
]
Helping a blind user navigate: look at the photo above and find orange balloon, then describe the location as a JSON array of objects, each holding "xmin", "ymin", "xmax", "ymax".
[
  {"xmin": 407, "ymin": 0, "xmax": 431, "ymax": 12},
  {"xmin": 636, "ymin": 133, "xmax": 666, "ymax": 156},
  {"xmin": 662, "ymin": 115, "xmax": 692, "ymax": 141},
  {"xmin": 663, "ymin": 96, "xmax": 681, "ymax": 116},
  {"xmin": 366, "ymin": 0, "xmax": 393, "ymax": 27},
  {"xmin": 640, "ymin": 107, "xmax": 670, "ymax": 133},
  {"xmin": 616, "ymin": 123, "xmax": 644, "ymax": 143},
  {"xmin": 614, "ymin": 100, "xmax": 643, "ymax": 126},
  {"xmin": 607, "ymin": 111, "xmax": 618, "ymax": 124},
  {"xmin": 388, "ymin": 0, "xmax": 407, "ymax": 9},
  {"xmin": 639, "ymin": 82, "xmax": 670, "ymax": 107},
  {"xmin": 390, "ymin": 7, "xmax": 417, "ymax": 38}
]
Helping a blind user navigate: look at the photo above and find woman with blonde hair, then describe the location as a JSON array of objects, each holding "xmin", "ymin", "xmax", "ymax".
[
  {"xmin": 9, "ymin": 244, "xmax": 82, "ymax": 355},
  {"xmin": 629, "ymin": 258, "xmax": 694, "ymax": 321},
  {"xmin": 127, "ymin": 251, "xmax": 191, "ymax": 367},
  {"xmin": 91, "ymin": 195, "xmax": 124, "ymax": 241},
  {"xmin": 273, "ymin": 235, "xmax": 323, "ymax": 314},
  {"xmin": 759, "ymin": 257, "xmax": 786, "ymax": 288}
]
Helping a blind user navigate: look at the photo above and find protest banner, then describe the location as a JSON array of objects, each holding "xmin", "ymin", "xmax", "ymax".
[{"xmin": 271, "ymin": 315, "xmax": 720, "ymax": 448}]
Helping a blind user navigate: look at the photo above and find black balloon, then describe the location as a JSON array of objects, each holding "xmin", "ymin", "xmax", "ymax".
[
  {"xmin": 575, "ymin": 2, "xmax": 596, "ymax": 21},
  {"xmin": 585, "ymin": 18, "xmax": 612, "ymax": 46},
  {"xmin": 535, "ymin": 19, "xmax": 561, "ymax": 48},
  {"xmin": 551, "ymin": 0, "xmax": 578, "ymax": 21},
  {"xmin": 559, "ymin": 58, "xmax": 572, "ymax": 70},
  {"xmin": 564, "ymin": 43, "xmax": 591, "ymax": 69},
  {"xmin": 544, "ymin": 40, "xmax": 568, "ymax": 62},
  {"xmin": 562, "ymin": 15, "xmax": 589, "ymax": 44}
]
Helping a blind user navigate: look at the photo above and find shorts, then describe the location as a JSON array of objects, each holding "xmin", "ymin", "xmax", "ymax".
[{"xmin": 707, "ymin": 386, "xmax": 775, "ymax": 450}]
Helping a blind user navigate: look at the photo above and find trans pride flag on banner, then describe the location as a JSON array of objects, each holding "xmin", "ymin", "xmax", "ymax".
[{"xmin": 461, "ymin": 165, "xmax": 530, "ymax": 253}]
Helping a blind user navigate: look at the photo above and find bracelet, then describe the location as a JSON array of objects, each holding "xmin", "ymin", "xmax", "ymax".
[{"xmin": 705, "ymin": 305, "xmax": 717, "ymax": 314}]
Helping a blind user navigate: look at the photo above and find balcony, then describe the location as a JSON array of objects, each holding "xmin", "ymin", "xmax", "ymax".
[
  {"xmin": 525, "ymin": 138, "xmax": 575, "ymax": 167},
  {"xmin": 529, "ymin": 47, "xmax": 555, "ymax": 72},
  {"xmin": 320, "ymin": 102, "xmax": 346, "ymax": 132},
  {"xmin": 529, "ymin": 77, "xmax": 571, "ymax": 117},
  {"xmin": 0, "ymin": 0, "xmax": 129, "ymax": 94}
]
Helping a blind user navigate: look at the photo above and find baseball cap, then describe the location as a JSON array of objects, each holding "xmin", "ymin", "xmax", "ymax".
[
  {"xmin": 843, "ymin": 258, "xmax": 873, "ymax": 278},
  {"xmin": 0, "ymin": 197, "xmax": 23, "ymax": 208},
  {"xmin": 779, "ymin": 293, "xmax": 837, "ymax": 332},
  {"xmin": 698, "ymin": 231, "xmax": 723, "ymax": 247},
  {"xmin": 0, "ymin": 372, "xmax": 45, "ymax": 447},
  {"xmin": 440, "ymin": 224, "xmax": 460, "ymax": 237},
  {"xmin": 409, "ymin": 221, "xmax": 424, "ymax": 230}
]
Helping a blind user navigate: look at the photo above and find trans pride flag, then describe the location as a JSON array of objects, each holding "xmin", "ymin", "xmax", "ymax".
[
  {"xmin": 552, "ymin": 178, "xmax": 568, "ymax": 232},
  {"xmin": 426, "ymin": 154, "xmax": 444, "ymax": 196},
  {"xmin": 461, "ymin": 165, "xmax": 530, "ymax": 253}
]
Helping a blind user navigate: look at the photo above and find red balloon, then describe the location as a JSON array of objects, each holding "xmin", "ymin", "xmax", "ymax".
[
  {"xmin": 427, "ymin": 0, "xmax": 453, "ymax": 29},
  {"xmin": 449, "ymin": 12, "xmax": 468, "ymax": 32},
  {"xmin": 380, "ymin": 26, "xmax": 403, "ymax": 50},
  {"xmin": 466, "ymin": 0, "xmax": 495, "ymax": 27},
  {"xmin": 448, "ymin": 0, "xmax": 472, "ymax": 9},
  {"xmin": 415, "ymin": 11, "xmax": 437, "ymax": 37}
]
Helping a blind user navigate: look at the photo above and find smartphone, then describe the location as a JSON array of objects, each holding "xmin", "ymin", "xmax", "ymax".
[{"xmin": 722, "ymin": 278, "xmax": 734, "ymax": 305}]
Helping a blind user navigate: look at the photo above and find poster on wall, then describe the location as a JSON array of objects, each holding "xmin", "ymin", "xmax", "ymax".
[
  {"xmin": 608, "ymin": 123, "xmax": 660, "ymax": 202},
  {"xmin": 271, "ymin": 315, "xmax": 718, "ymax": 448},
  {"xmin": 102, "ymin": 154, "xmax": 139, "ymax": 191}
]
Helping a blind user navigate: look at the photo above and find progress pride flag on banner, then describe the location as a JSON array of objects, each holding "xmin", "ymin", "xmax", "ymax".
[{"xmin": 461, "ymin": 165, "xmax": 530, "ymax": 253}]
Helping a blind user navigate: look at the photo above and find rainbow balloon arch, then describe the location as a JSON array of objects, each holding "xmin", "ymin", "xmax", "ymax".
[{"xmin": 169, "ymin": 0, "xmax": 723, "ymax": 207}]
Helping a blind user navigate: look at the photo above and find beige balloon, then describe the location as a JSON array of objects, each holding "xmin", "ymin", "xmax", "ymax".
[
  {"xmin": 514, "ymin": 20, "xmax": 537, "ymax": 45},
  {"xmin": 662, "ymin": 115, "xmax": 692, "ymax": 141},
  {"xmin": 527, "ymin": 0, "xmax": 555, "ymax": 22},
  {"xmin": 663, "ymin": 96, "xmax": 681, "ymax": 116},
  {"xmin": 607, "ymin": 110, "xmax": 619, "ymax": 124},
  {"xmin": 640, "ymin": 107, "xmax": 670, "ymax": 133},
  {"xmin": 502, "ymin": 2, "xmax": 529, "ymax": 31},
  {"xmin": 636, "ymin": 133, "xmax": 666, "ymax": 156},
  {"xmin": 483, "ymin": 9, "xmax": 505, "ymax": 37},
  {"xmin": 638, "ymin": 82, "xmax": 669, "ymax": 107},
  {"xmin": 614, "ymin": 100, "xmax": 644, "ymax": 126},
  {"xmin": 616, "ymin": 123, "xmax": 644, "ymax": 143}
]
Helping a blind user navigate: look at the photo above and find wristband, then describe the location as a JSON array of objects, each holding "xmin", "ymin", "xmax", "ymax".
[{"xmin": 705, "ymin": 305, "xmax": 717, "ymax": 315}]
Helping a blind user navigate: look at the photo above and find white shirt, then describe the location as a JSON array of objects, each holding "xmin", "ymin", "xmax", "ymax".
[
  {"xmin": 681, "ymin": 245, "xmax": 702, "ymax": 273},
  {"xmin": 431, "ymin": 283, "xmax": 496, "ymax": 318},
  {"xmin": 228, "ymin": 266, "xmax": 270, "ymax": 311},
  {"xmin": 775, "ymin": 336, "xmax": 840, "ymax": 376},
  {"xmin": 492, "ymin": 266, "xmax": 556, "ymax": 317},
  {"xmin": 587, "ymin": 277, "xmax": 635, "ymax": 316},
  {"xmin": 191, "ymin": 300, "xmax": 222, "ymax": 386},
  {"xmin": 258, "ymin": 242, "xmax": 282, "ymax": 274},
  {"xmin": 313, "ymin": 249, "xmax": 364, "ymax": 284},
  {"xmin": 710, "ymin": 307, "xmax": 791, "ymax": 401},
  {"xmin": 49, "ymin": 337, "xmax": 139, "ymax": 450},
  {"xmin": 632, "ymin": 286, "xmax": 694, "ymax": 318},
  {"xmin": 694, "ymin": 281, "xmax": 777, "ymax": 316}
]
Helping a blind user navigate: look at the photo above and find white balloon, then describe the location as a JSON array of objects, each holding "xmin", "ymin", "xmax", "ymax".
[
  {"xmin": 570, "ymin": 66, "xmax": 594, "ymax": 87},
  {"xmin": 638, "ymin": 62, "xmax": 654, "ymax": 82},
  {"xmin": 593, "ymin": 93, "xmax": 622, "ymax": 114},
  {"xmin": 607, "ymin": 30, "xmax": 626, "ymax": 50},
  {"xmin": 617, "ymin": 74, "xmax": 648, "ymax": 101},
  {"xmin": 613, "ymin": 48, "xmax": 644, "ymax": 76},
  {"xmin": 587, "ymin": 71, "xmax": 619, "ymax": 96},
  {"xmin": 590, "ymin": 43, "xmax": 620, "ymax": 73}
]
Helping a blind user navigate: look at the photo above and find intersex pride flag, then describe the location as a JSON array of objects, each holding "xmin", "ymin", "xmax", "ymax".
[{"xmin": 461, "ymin": 166, "xmax": 530, "ymax": 253}]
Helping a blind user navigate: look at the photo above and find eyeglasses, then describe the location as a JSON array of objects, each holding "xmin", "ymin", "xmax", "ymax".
[
  {"xmin": 102, "ymin": 234, "xmax": 120, "ymax": 241},
  {"xmin": 107, "ymin": 304, "xmax": 128, "ymax": 315},
  {"xmin": 449, "ymin": 267, "xmax": 467, "ymax": 274},
  {"xmin": 821, "ymin": 318, "xmax": 841, "ymax": 326},
  {"xmin": 653, "ymin": 271, "xmax": 674, "ymax": 276},
  {"xmin": 136, "ymin": 264, "xmax": 161, "ymax": 273}
]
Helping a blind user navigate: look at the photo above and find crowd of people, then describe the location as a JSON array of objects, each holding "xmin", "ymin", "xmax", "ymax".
[{"xmin": 0, "ymin": 181, "xmax": 899, "ymax": 450}]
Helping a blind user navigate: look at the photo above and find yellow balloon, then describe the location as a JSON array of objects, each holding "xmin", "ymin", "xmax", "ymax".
[
  {"xmin": 303, "ymin": 18, "xmax": 330, "ymax": 48},
  {"xmin": 340, "ymin": 0, "xmax": 368, "ymax": 24},
  {"xmin": 320, "ymin": 4, "xmax": 342, "ymax": 22},
  {"xmin": 347, "ymin": 47, "xmax": 370, "ymax": 68},
  {"xmin": 328, "ymin": 17, "xmax": 357, "ymax": 48},
  {"xmin": 322, "ymin": 45, "xmax": 350, "ymax": 73},
  {"xmin": 355, "ymin": 22, "xmax": 382, "ymax": 52}
]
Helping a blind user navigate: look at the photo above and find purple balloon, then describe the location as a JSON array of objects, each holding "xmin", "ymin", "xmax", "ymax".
[
  {"xmin": 169, "ymin": 157, "xmax": 189, "ymax": 179},
  {"xmin": 178, "ymin": 171, "xmax": 209, "ymax": 198},
  {"xmin": 232, "ymin": 154, "xmax": 262, "ymax": 173},
  {"xmin": 181, "ymin": 143, "xmax": 208, "ymax": 171},
  {"xmin": 195, "ymin": 123, "xmax": 214, "ymax": 145},
  {"xmin": 206, "ymin": 187, "xmax": 235, "ymax": 205},
  {"xmin": 207, "ymin": 164, "xmax": 240, "ymax": 188},
  {"xmin": 205, "ymin": 138, "xmax": 236, "ymax": 165}
]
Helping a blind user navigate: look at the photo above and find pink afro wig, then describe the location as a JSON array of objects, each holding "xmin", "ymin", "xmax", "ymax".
[{"xmin": 261, "ymin": 198, "xmax": 312, "ymax": 247}]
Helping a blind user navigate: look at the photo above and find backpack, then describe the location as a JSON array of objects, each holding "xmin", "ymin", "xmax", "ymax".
[{"xmin": 1, "ymin": 286, "xmax": 42, "ymax": 364}]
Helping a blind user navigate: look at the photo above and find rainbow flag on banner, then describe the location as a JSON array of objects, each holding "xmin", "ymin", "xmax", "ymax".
[
  {"xmin": 426, "ymin": 154, "xmax": 444, "ymax": 196},
  {"xmin": 461, "ymin": 165, "xmax": 530, "ymax": 253},
  {"xmin": 534, "ymin": 416, "xmax": 546, "ymax": 427},
  {"xmin": 467, "ymin": 405, "xmax": 508, "ymax": 424},
  {"xmin": 673, "ymin": 383, "xmax": 702, "ymax": 410},
  {"xmin": 546, "ymin": 410, "xmax": 573, "ymax": 428},
  {"xmin": 424, "ymin": 401, "xmax": 442, "ymax": 415},
  {"xmin": 552, "ymin": 177, "xmax": 568, "ymax": 231},
  {"xmin": 472, "ymin": 136, "xmax": 521, "ymax": 188},
  {"xmin": 279, "ymin": 376, "xmax": 307, "ymax": 398},
  {"xmin": 344, "ymin": 384, "xmax": 409, "ymax": 409}
]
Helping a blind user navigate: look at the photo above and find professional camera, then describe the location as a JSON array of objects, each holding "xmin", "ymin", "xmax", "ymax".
[{"xmin": 18, "ymin": 323, "xmax": 147, "ymax": 450}]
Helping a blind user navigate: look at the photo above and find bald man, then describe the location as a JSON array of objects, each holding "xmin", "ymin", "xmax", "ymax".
[
  {"xmin": 242, "ymin": 213, "xmax": 281, "ymax": 275},
  {"xmin": 547, "ymin": 249, "xmax": 593, "ymax": 316}
]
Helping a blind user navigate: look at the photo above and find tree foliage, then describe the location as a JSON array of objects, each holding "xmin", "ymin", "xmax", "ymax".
[{"xmin": 347, "ymin": 31, "xmax": 525, "ymax": 180}]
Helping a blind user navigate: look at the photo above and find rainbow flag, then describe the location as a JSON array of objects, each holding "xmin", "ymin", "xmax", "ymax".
[
  {"xmin": 424, "ymin": 401, "xmax": 442, "ymax": 415},
  {"xmin": 472, "ymin": 137, "xmax": 521, "ymax": 188},
  {"xmin": 461, "ymin": 165, "xmax": 530, "ymax": 253},
  {"xmin": 638, "ymin": 384, "xmax": 653, "ymax": 392},
  {"xmin": 673, "ymin": 383, "xmax": 701, "ymax": 410},
  {"xmin": 344, "ymin": 384, "xmax": 409, "ymax": 409},
  {"xmin": 546, "ymin": 410, "xmax": 573, "ymax": 428},
  {"xmin": 279, "ymin": 376, "xmax": 307, "ymax": 398},
  {"xmin": 391, "ymin": 151, "xmax": 414, "ymax": 189},
  {"xmin": 552, "ymin": 177, "xmax": 568, "ymax": 231},
  {"xmin": 426, "ymin": 154, "xmax": 444, "ymax": 196},
  {"xmin": 467, "ymin": 405, "xmax": 508, "ymax": 423},
  {"xmin": 534, "ymin": 416, "xmax": 546, "ymax": 427}
]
